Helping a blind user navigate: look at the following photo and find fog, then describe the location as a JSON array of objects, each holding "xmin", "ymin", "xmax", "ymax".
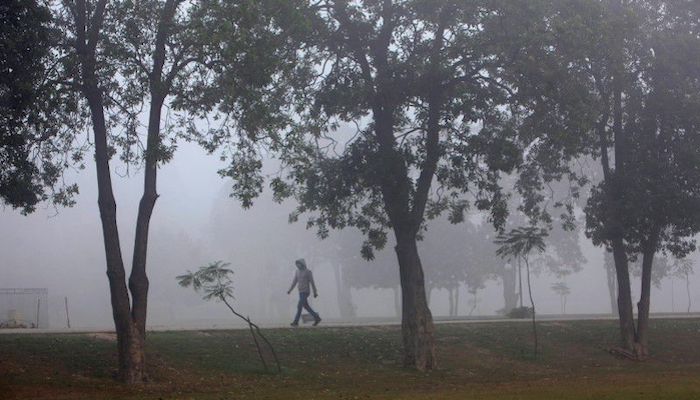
[{"xmin": 1, "ymin": 142, "xmax": 698, "ymax": 330}]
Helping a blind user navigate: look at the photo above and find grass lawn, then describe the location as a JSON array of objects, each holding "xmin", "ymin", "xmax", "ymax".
[{"xmin": 2, "ymin": 319, "xmax": 700, "ymax": 399}]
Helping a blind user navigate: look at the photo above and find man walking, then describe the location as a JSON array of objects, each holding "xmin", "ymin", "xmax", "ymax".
[{"xmin": 287, "ymin": 258, "xmax": 321, "ymax": 326}]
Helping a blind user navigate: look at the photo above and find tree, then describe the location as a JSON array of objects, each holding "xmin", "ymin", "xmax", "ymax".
[
  {"xmin": 420, "ymin": 219, "xmax": 471, "ymax": 317},
  {"xmin": 46, "ymin": 0, "xmax": 287, "ymax": 382},
  {"xmin": 636, "ymin": 254, "xmax": 698, "ymax": 314},
  {"xmin": 454, "ymin": 220, "xmax": 501, "ymax": 316},
  {"xmin": 581, "ymin": 0, "xmax": 700, "ymax": 358},
  {"xmin": 537, "ymin": 217, "xmax": 586, "ymax": 279},
  {"xmin": 551, "ymin": 281, "xmax": 570, "ymax": 314},
  {"xmin": 495, "ymin": 174, "xmax": 586, "ymax": 314},
  {"xmin": 475, "ymin": 217, "xmax": 516, "ymax": 315},
  {"xmin": 496, "ymin": 259, "xmax": 518, "ymax": 314},
  {"xmin": 312, "ymin": 232, "xmax": 359, "ymax": 320},
  {"xmin": 494, "ymin": 0, "xmax": 700, "ymax": 359},
  {"xmin": 422, "ymin": 214, "xmax": 503, "ymax": 317},
  {"xmin": 54, "ymin": 0, "xmax": 206, "ymax": 382},
  {"xmin": 422, "ymin": 217, "xmax": 504, "ymax": 317},
  {"xmin": 1, "ymin": 0, "xmax": 81, "ymax": 212},
  {"xmin": 266, "ymin": 0, "xmax": 519, "ymax": 370},
  {"xmin": 341, "ymin": 239, "xmax": 402, "ymax": 318},
  {"xmin": 630, "ymin": 254, "xmax": 671, "ymax": 292},
  {"xmin": 460, "ymin": 225, "xmax": 497, "ymax": 317},
  {"xmin": 671, "ymin": 257, "xmax": 694, "ymax": 314},
  {"xmin": 177, "ymin": 261, "xmax": 281, "ymax": 373},
  {"xmin": 496, "ymin": 226, "xmax": 547, "ymax": 355}
]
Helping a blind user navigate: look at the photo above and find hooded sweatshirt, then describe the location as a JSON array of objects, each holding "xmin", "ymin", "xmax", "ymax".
[{"xmin": 289, "ymin": 258, "xmax": 317, "ymax": 294}]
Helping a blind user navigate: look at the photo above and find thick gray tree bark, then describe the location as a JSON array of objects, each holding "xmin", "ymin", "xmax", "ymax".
[
  {"xmin": 636, "ymin": 231, "xmax": 660, "ymax": 358},
  {"xmin": 395, "ymin": 231, "xmax": 436, "ymax": 370}
]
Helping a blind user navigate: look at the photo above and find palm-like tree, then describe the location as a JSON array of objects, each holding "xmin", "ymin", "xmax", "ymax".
[
  {"xmin": 495, "ymin": 226, "xmax": 547, "ymax": 355},
  {"xmin": 672, "ymin": 258, "xmax": 694, "ymax": 314},
  {"xmin": 177, "ymin": 261, "xmax": 281, "ymax": 372}
]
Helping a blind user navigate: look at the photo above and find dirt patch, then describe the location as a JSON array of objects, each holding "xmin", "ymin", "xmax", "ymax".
[
  {"xmin": 0, "ymin": 358, "xmax": 22, "ymax": 375},
  {"xmin": 87, "ymin": 332, "xmax": 117, "ymax": 342},
  {"xmin": 540, "ymin": 321, "xmax": 571, "ymax": 328}
]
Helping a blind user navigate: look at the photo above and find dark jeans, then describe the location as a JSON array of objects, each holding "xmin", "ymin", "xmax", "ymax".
[{"xmin": 293, "ymin": 292, "xmax": 319, "ymax": 324}]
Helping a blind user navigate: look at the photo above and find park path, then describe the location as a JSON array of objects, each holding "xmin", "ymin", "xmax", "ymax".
[{"xmin": 2, "ymin": 312, "xmax": 699, "ymax": 335}]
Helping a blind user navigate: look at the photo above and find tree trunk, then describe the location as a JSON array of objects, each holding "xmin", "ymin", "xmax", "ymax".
[
  {"xmin": 560, "ymin": 295, "xmax": 565, "ymax": 314},
  {"xmin": 90, "ymin": 87, "xmax": 146, "ymax": 384},
  {"xmin": 454, "ymin": 285, "xmax": 460, "ymax": 316},
  {"xmin": 73, "ymin": 0, "xmax": 147, "ymax": 382},
  {"xmin": 129, "ymin": 0, "xmax": 180, "ymax": 336},
  {"xmin": 86, "ymin": 80, "xmax": 145, "ymax": 381},
  {"xmin": 119, "ymin": 322, "xmax": 146, "ymax": 382},
  {"xmin": 636, "ymin": 245, "xmax": 655, "ymax": 359},
  {"xmin": 126, "ymin": 92, "xmax": 164, "ymax": 355},
  {"xmin": 71, "ymin": 0, "xmax": 184, "ymax": 382},
  {"xmin": 334, "ymin": 263, "xmax": 355, "ymax": 319},
  {"xmin": 671, "ymin": 278, "xmax": 675, "ymax": 312},
  {"xmin": 518, "ymin": 258, "xmax": 523, "ymax": 308},
  {"xmin": 393, "ymin": 286, "xmax": 401, "ymax": 319},
  {"xmin": 447, "ymin": 287, "xmax": 454, "ymax": 317},
  {"xmin": 524, "ymin": 257, "xmax": 537, "ymax": 355},
  {"xmin": 364, "ymin": 3, "xmax": 442, "ymax": 370},
  {"xmin": 563, "ymin": 295, "xmax": 567, "ymax": 314},
  {"xmin": 501, "ymin": 264, "xmax": 518, "ymax": 314},
  {"xmin": 686, "ymin": 272, "xmax": 692, "ymax": 314},
  {"xmin": 611, "ymin": 238, "xmax": 637, "ymax": 354},
  {"xmin": 392, "ymin": 285, "xmax": 402, "ymax": 318},
  {"xmin": 607, "ymin": 0, "xmax": 640, "ymax": 358},
  {"xmin": 604, "ymin": 250, "xmax": 619, "ymax": 316},
  {"xmin": 426, "ymin": 285, "xmax": 433, "ymax": 308},
  {"xmin": 469, "ymin": 290, "xmax": 478, "ymax": 316},
  {"xmin": 395, "ymin": 232, "xmax": 436, "ymax": 371},
  {"xmin": 91, "ymin": 86, "xmax": 147, "ymax": 386}
]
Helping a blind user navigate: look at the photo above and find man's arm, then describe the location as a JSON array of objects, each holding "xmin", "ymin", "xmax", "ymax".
[
  {"xmin": 310, "ymin": 271, "xmax": 318, "ymax": 297},
  {"xmin": 287, "ymin": 274, "xmax": 297, "ymax": 294}
]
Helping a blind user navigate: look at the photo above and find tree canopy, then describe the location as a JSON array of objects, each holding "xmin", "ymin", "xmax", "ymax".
[
  {"xmin": 265, "ymin": 0, "xmax": 521, "ymax": 256},
  {"xmin": 495, "ymin": 0, "xmax": 700, "ymax": 357},
  {"xmin": 1, "ymin": 0, "xmax": 83, "ymax": 212}
]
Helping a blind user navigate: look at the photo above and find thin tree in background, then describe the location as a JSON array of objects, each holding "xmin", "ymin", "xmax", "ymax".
[
  {"xmin": 551, "ymin": 282, "xmax": 571, "ymax": 314},
  {"xmin": 496, "ymin": 226, "xmax": 547, "ymax": 355},
  {"xmin": 672, "ymin": 258, "xmax": 695, "ymax": 314},
  {"xmin": 604, "ymin": 250, "xmax": 619, "ymax": 316}
]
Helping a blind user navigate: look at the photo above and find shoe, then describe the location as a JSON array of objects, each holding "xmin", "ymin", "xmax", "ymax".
[
  {"xmin": 290, "ymin": 322, "xmax": 298, "ymax": 327},
  {"xmin": 313, "ymin": 317, "xmax": 321, "ymax": 326}
]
